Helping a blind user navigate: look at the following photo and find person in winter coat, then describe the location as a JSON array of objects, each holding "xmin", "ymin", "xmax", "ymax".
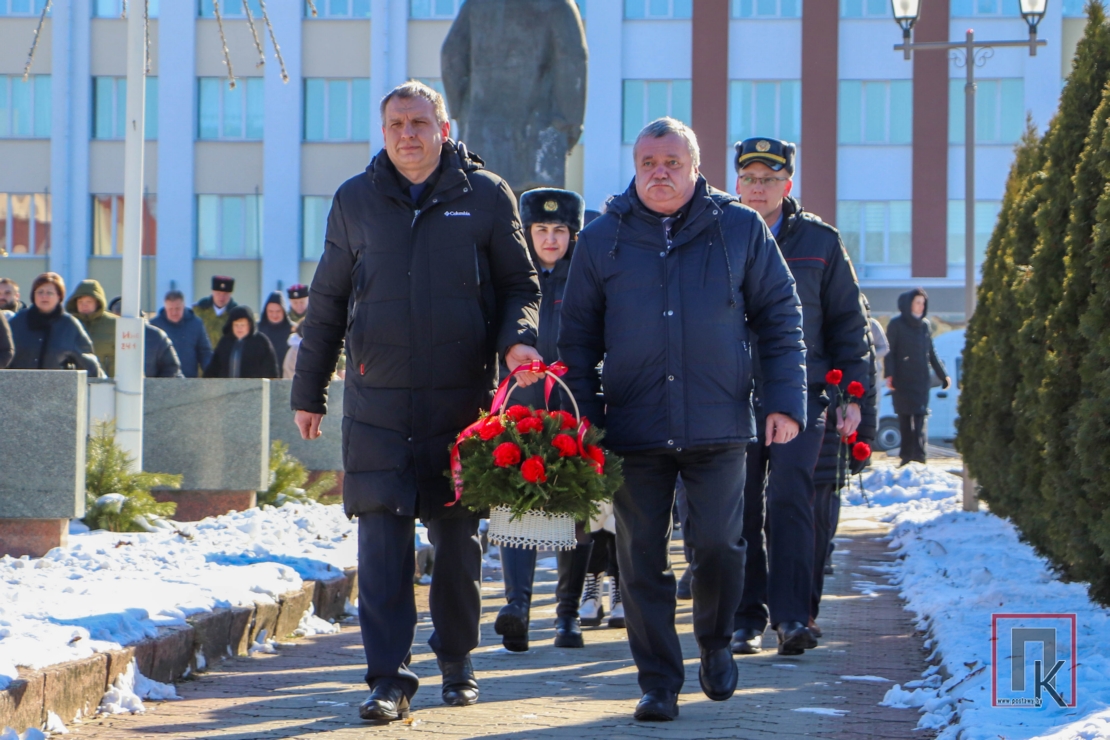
[
  {"xmin": 493, "ymin": 188, "xmax": 600, "ymax": 654},
  {"xmin": 291, "ymin": 82, "xmax": 541, "ymax": 724},
  {"xmin": 104, "ymin": 296, "xmax": 186, "ymax": 380},
  {"xmin": 283, "ymin": 321, "xmax": 302, "ymax": 379},
  {"xmin": 8, "ymin": 273, "xmax": 102, "ymax": 376},
  {"xmin": 807, "ymin": 293, "xmax": 881, "ymax": 636},
  {"xmin": 730, "ymin": 138, "xmax": 870, "ymax": 659},
  {"xmin": 0, "ymin": 310, "xmax": 12, "ymax": 368},
  {"xmin": 885, "ymin": 288, "xmax": 950, "ymax": 465},
  {"xmin": 258, "ymin": 291, "xmax": 293, "ymax": 370},
  {"xmin": 559, "ymin": 118, "xmax": 807, "ymax": 721},
  {"xmin": 0, "ymin": 277, "xmax": 24, "ymax": 315},
  {"xmin": 205, "ymin": 306, "xmax": 279, "ymax": 379},
  {"xmin": 150, "ymin": 290, "xmax": 213, "ymax": 378},
  {"xmin": 65, "ymin": 279, "xmax": 118, "ymax": 377},
  {"xmin": 286, "ymin": 284, "xmax": 310, "ymax": 324},
  {"xmin": 193, "ymin": 276, "xmax": 240, "ymax": 351}
]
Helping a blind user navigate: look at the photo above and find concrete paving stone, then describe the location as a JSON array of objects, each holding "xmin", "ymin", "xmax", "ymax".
[
  {"xmin": 0, "ymin": 672, "xmax": 45, "ymax": 732},
  {"xmin": 42, "ymin": 653, "xmax": 108, "ymax": 724},
  {"xmin": 189, "ymin": 608, "xmax": 236, "ymax": 669},
  {"xmin": 274, "ymin": 582, "xmax": 316, "ymax": 640},
  {"xmin": 149, "ymin": 626, "xmax": 195, "ymax": 684},
  {"xmin": 249, "ymin": 601, "xmax": 281, "ymax": 646},
  {"xmin": 229, "ymin": 606, "xmax": 256, "ymax": 657}
]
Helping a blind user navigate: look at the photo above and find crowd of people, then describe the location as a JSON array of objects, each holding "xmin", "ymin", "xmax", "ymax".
[{"xmin": 0, "ymin": 272, "xmax": 317, "ymax": 383}]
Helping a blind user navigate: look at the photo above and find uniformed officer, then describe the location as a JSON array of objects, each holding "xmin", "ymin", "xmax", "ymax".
[
  {"xmin": 193, "ymin": 275, "xmax": 240, "ymax": 351},
  {"xmin": 730, "ymin": 137, "xmax": 870, "ymax": 656}
]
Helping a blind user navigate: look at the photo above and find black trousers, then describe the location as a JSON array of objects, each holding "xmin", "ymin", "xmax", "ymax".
[
  {"xmin": 357, "ymin": 512, "xmax": 482, "ymax": 699},
  {"xmin": 810, "ymin": 481, "xmax": 838, "ymax": 620},
  {"xmin": 615, "ymin": 446, "xmax": 747, "ymax": 694},
  {"xmin": 587, "ymin": 529, "xmax": 620, "ymax": 578},
  {"xmin": 899, "ymin": 413, "xmax": 927, "ymax": 463},
  {"xmin": 736, "ymin": 398, "xmax": 827, "ymax": 632}
]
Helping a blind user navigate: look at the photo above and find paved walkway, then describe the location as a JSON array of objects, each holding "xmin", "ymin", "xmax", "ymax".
[{"xmin": 67, "ymin": 524, "xmax": 929, "ymax": 740}]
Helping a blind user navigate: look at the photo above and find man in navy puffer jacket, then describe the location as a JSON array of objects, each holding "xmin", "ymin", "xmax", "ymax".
[{"xmin": 559, "ymin": 118, "xmax": 807, "ymax": 722}]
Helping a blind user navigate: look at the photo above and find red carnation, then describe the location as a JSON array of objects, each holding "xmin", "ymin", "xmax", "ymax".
[
  {"xmin": 825, "ymin": 369, "xmax": 843, "ymax": 386},
  {"xmin": 552, "ymin": 434, "xmax": 578, "ymax": 457},
  {"xmin": 506, "ymin": 405, "xmax": 532, "ymax": 422},
  {"xmin": 493, "ymin": 442, "xmax": 522, "ymax": 467},
  {"xmin": 479, "ymin": 416, "xmax": 505, "ymax": 441},
  {"xmin": 552, "ymin": 410, "xmax": 577, "ymax": 430},
  {"xmin": 843, "ymin": 431, "xmax": 858, "ymax": 445},
  {"xmin": 851, "ymin": 441, "xmax": 872, "ymax": 461},
  {"xmin": 847, "ymin": 380, "xmax": 865, "ymax": 399},
  {"xmin": 521, "ymin": 456, "xmax": 547, "ymax": 483},
  {"xmin": 584, "ymin": 444, "xmax": 606, "ymax": 474},
  {"xmin": 516, "ymin": 416, "xmax": 544, "ymax": 434}
]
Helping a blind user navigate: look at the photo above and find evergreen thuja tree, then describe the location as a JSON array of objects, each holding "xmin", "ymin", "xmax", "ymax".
[
  {"xmin": 84, "ymin": 421, "xmax": 182, "ymax": 532},
  {"xmin": 958, "ymin": 122, "xmax": 1045, "ymax": 521},
  {"xmin": 258, "ymin": 440, "xmax": 338, "ymax": 507}
]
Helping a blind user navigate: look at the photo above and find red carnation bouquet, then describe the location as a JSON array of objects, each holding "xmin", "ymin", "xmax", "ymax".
[
  {"xmin": 825, "ymin": 368, "xmax": 872, "ymax": 488},
  {"xmin": 448, "ymin": 362, "xmax": 623, "ymax": 531}
]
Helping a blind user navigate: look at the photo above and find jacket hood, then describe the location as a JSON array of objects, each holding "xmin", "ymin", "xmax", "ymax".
[
  {"xmin": 262, "ymin": 291, "xmax": 288, "ymax": 323},
  {"xmin": 223, "ymin": 305, "xmax": 257, "ymax": 336},
  {"xmin": 898, "ymin": 288, "xmax": 929, "ymax": 320},
  {"xmin": 65, "ymin": 279, "xmax": 108, "ymax": 317}
]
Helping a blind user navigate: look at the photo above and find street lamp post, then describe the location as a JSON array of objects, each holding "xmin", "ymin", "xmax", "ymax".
[{"xmin": 890, "ymin": 0, "xmax": 1047, "ymax": 512}]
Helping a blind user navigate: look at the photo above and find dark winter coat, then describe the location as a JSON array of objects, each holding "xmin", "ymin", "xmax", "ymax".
[
  {"xmin": 8, "ymin": 305, "xmax": 103, "ymax": 376},
  {"xmin": 192, "ymin": 295, "xmax": 241, "ymax": 351},
  {"xmin": 290, "ymin": 141, "xmax": 541, "ymax": 520},
  {"xmin": 558, "ymin": 177, "xmax": 807, "ymax": 453},
  {"xmin": 0, "ymin": 310, "xmax": 12, "ymax": 368},
  {"xmin": 815, "ymin": 294, "xmax": 881, "ymax": 487},
  {"xmin": 258, "ymin": 291, "xmax": 293, "ymax": 370},
  {"xmin": 150, "ymin": 307, "xmax": 213, "ymax": 378},
  {"xmin": 205, "ymin": 306, "xmax": 280, "ymax": 379},
  {"xmin": 885, "ymin": 288, "xmax": 949, "ymax": 416},
  {"xmin": 65, "ymin": 279, "xmax": 117, "ymax": 377},
  {"xmin": 144, "ymin": 323, "xmax": 184, "ymax": 378}
]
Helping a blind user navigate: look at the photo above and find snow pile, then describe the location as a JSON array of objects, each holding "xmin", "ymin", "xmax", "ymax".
[
  {"xmin": 98, "ymin": 660, "xmax": 179, "ymax": 716},
  {"xmin": 852, "ymin": 460, "xmax": 1110, "ymax": 740},
  {"xmin": 0, "ymin": 502, "xmax": 357, "ymax": 688},
  {"xmin": 293, "ymin": 604, "xmax": 341, "ymax": 638}
]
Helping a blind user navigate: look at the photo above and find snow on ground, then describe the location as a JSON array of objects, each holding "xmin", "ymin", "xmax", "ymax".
[
  {"xmin": 845, "ymin": 459, "xmax": 1110, "ymax": 739},
  {"xmin": 0, "ymin": 502, "xmax": 358, "ymax": 689}
]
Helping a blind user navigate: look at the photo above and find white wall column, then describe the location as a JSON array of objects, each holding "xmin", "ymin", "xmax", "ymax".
[
  {"xmin": 260, "ymin": 1, "xmax": 303, "ymax": 310},
  {"xmin": 370, "ymin": 0, "xmax": 409, "ymax": 154},
  {"xmin": 582, "ymin": 0, "xmax": 622, "ymax": 212},
  {"xmin": 1025, "ymin": 3, "xmax": 1062, "ymax": 136},
  {"xmin": 155, "ymin": 0, "xmax": 196, "ymax": 302}
]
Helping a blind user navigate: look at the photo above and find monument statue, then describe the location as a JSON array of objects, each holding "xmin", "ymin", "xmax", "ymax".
[{"xmin": 441, "ymin": 0, "xmax": 588, "ymax": 194}]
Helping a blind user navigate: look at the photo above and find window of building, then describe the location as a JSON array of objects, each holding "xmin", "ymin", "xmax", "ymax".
[
  {"xmin": 304, "ymin": 0, "xmax": 370, "ymax": 17},
  {"xmin": 840, "ymin": 0, "xmax": 888, "ymax": 17},
  {"xmin": 91, "ymin": 195, "xmax": 157, "ymax": 256},
  {"xmin": 838, "ymin": 80, "xmax": 912, "ymax": 144},
  {"xmin": 950, "ymin": 0, "xmax": 1020, "ymax": 15},
  {"xmin": 625, "ymin": 0, "xmax": 692, "ymax": 18},
  {"xmin": 198, "ymin": 0, "xmax": 261, "ymax": 17},
  {"xmin": 303, "ymin": 196, "xmax": 330, "ymax": 261},
  {"xmin": 0, "ymin": 75, "xmax": 51, "ymax": 138},
  {"xmin": 0, "ymin": 193, "xmax": 50, "ymax": 257},
  {"xmin": 0, "ymin": 0, "xmax": 50, "ymax": 15},
  {"xmin": 92, "ymin": 77, "xmax": 159, "ymax": 140},
  {"xmin": 732, "ymin": 0, "xmax": 800, "ymax": 18},
  {"xmin": 198, "ymin": 77, "xmax": 264, "ymax": 140},
  {"xmin": 836, "ymin": 200, "xmax": 912, "ymax": 278},
  {"xmin": 949, "ymin": 78, "xmax": 1024, "ymax": 144},
  {"xmin": 410, "ymin": 0, "xmax": 461, "ymax": 18},
  {"xmin": 304, "ymin": 78, "xmax": 370, "ymax": 142},
  {"xmin": 94, "ymin": 0, "xmax": 159, "ymax": 17},
  {"xmin": 729, "ymin": 80, "xmax": 800, "ymax": 145},
  {"xmin": 622, "ymin": 80, "xmax": 692, "ymax": 144},
  {"xmin": 947, "ymin": 200, "xmax": 1001, "ymax": 267},
  {"xmin": 197, "ymin": 195, "xmax": 262, "ymax": 258}
]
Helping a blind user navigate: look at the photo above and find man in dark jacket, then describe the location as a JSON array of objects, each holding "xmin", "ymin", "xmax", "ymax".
[
  {"xmin": 151, "ymin": 290, "xmax": 213, "ymax": 378},
  {"xmin": 105, "ymin": 296, "xmax": 186, "ymax": 380},
  {"xmin": 291, "ymin": 82, "xmax": 541, "ymax": 725},
  {"xmin": 886, "ymin": 288, "xmax": 950, "ymax": 465},
  {"xmin": 559, "ymin": 118, "xmax": 807, "ymax": 722},
  {"xmin": 193, "ymin": 276, "xmax": 240, "ymax": 351},
  {"xmin": 729, "ymin": 138, "xmax": 869, "ymax": 659}
]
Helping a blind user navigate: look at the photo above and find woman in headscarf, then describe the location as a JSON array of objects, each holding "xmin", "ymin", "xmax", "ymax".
[
  {"xmin": 205, "ymin": 305, "xmax": 280, "ymax": 379},
  {"xmin": 259, "ymin": 291, "xmax": 294, "ymax": 370}
]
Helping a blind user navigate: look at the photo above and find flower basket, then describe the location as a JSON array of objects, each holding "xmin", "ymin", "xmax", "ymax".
[{"xmin": 448, "ymin": 361, "xmax": 623, "ymax": 551}]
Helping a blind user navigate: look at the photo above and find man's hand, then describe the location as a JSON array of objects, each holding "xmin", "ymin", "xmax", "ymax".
[
  {"xmin": 942, "ymin": 377, "xmax": 952, "ymax": 390},
  {"xmin": 885, "ymin": 377, "xmax": 895, "ymax": 391},
  {"xmin": 836, "ymin": 403, "xmax": 861, "ymax": 437},
  {"xmin": 505, "ymin": 344, "xmax": 544, "ymax": 387},
  {"xmin": 295, "ymin": 410, "xmax": 324, "ymax": 440},
  {"xmin": 765, "ymin": 413, "xmax": 800, "ymax": 446}
]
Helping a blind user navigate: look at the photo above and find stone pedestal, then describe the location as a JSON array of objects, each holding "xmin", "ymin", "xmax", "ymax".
[
  {"xmin": 269, "ymin": 379, "xmax": 344, "ymax": 467},
  {"xmin": 150, "ymin": 490, "xmax": 258, "ymax": 522},
  {"xmin": 0, "ymin": 519, "xmax": 68, "ymax": 558}
]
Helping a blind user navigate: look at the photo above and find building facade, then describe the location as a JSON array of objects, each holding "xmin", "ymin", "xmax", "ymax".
[{"xmin": 0, "ymin": 0, "xmax": 1092, "ymax": 318}]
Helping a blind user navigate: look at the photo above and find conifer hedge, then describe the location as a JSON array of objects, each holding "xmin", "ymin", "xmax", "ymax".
[{"xmin": 958, "ymin": 2, "xmax": 1110, "ymax": 603}]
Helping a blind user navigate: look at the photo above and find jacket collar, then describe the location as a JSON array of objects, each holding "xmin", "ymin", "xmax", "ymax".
[
  {"xmin": 369, "ymin": 140, "xmax": 477, "ymax": 207},
  {"xmin": 606, "ymin": 176, "xmax": 730, "ymax": 250}
]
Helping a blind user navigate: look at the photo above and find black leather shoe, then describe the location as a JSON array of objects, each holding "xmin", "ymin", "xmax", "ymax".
[
  {"xmin": 730, "ymin": 627, "xmax": 763, "ymax": 655},
  {"xmin": 807, "ymin": 619, "xmax": 823, "ymax": 639},
  {"xmin": 358, "ymin": 682, "xmax": 410, "ymax": 723},
  {"xmin": 699, "ymin": 647, "xmax": 738, "ymax": 701},
  {"xmin": 494, "ymin": 602, "xmax": 530, "ymax": 652},
  {"xmin": 676, "ymin": 568, "xmax": 693, "ymax": 600},
  {"xmin": 776, "ymin": 621, "xmax": 818, "ymax": 656},
  {"xmin": 553, "ymin": 615, "xmax": 585, "ymax": 648},
  {"xmin": 633, "ymin": 688, "xmax": 679, "ymax": 721},
  {"xmin": 438, "ymin": 656, "xmax": 479, "ymax": 706}
]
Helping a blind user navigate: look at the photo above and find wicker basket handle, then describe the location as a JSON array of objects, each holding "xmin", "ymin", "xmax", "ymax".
[{"xmin": 501, "ymin": 370, "xmax": 581, "ymax": 425}]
